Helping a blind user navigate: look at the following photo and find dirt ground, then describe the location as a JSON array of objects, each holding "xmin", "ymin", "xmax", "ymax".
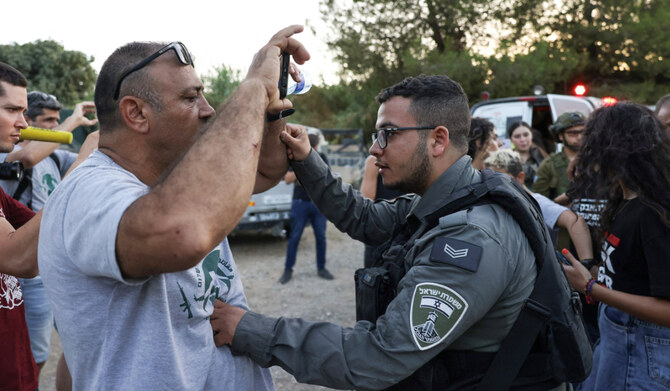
[{"xmin": 38, "ymin": 222, "xmax": 363, "ymax": 391}]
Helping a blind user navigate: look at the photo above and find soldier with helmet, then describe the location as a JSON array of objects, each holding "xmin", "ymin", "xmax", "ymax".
[{"xmin": 532, "ymin": 111, "xmax": 586, "ymax": 202}]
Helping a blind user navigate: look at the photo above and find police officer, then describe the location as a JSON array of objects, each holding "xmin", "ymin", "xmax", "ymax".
[{"xmin": 210, "ymin": 75, "xmax": 561, "ymax": 390}]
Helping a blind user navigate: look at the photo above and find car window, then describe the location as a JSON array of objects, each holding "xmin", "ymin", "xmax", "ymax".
[{"xmin": 547, "ymin": 94, "xmax": 597, "ymax": 122}]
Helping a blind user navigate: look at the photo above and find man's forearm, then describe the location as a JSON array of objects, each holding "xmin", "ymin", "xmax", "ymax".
[
  {"xmin": 254, "ymin": 119, "xmax": 290, "ymax": 194},
  {"xmin": 0, "ymin": 212, "xmax": 41, "ymax": 278},
  {"xmin": 116, "ymin": 79, "xmax": 269, "ymax": 277}
]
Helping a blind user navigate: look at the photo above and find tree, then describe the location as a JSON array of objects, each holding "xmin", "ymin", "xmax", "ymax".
[
  {"xmin": 0, "ymin": 40, "xmax": 96, "ymax": 105},
  {"xmin": 202, "ymin": 64, "xmax": 242, "ymax": 109}
]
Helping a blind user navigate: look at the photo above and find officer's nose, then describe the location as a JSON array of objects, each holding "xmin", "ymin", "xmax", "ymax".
[{"xmin": 370, "ymin": 138, "xmax": 383, "ymax": 157}]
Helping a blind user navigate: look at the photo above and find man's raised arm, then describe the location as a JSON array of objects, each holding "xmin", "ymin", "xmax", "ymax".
[{"xmin": 116, "ymin": 26, "xmax": 310, "ymax": 278}]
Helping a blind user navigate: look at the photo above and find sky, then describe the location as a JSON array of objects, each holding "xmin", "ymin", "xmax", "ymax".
[{"xmin": 1, "ymin": 0, "xmax": 339, "ymax": 84}]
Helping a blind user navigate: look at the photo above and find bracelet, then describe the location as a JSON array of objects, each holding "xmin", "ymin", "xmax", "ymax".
[
  {"xmin": 584, "ymin": 278, "xmax": 602, "ymax": 305},
  {"xmin": 266, "ymin": 108, "xmax": 295, "ymax": 122}
]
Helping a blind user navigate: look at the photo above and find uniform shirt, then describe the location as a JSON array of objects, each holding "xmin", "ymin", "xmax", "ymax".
[
  {"xmin": 231, "ymin": 153, "xmax": 537, "ymax": 390},
  {"xmin": 532, "ymin": 151, "xmax": 570, "ymax": 200},
  {"xmin": 598, "ymin": 198, "xmax": 670, "ymax": 297},
  {"xmin": 39, "ymin": 151, "xmax": 274, "ymax": 391},
  {"xmin": 0, "ymin": 187, "xmax": 38, "ymax": 391}
]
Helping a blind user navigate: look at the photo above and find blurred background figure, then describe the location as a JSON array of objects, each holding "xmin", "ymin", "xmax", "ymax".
[
  {"xmin": 654, "ymin": 93, "xmax": 670, "ymax": 137},
  {"xmin": 279, "ymin": 127, "xmax": 333, "ymax": 284},
  {"xmin": 484, "ymin": 149, "xmax": 593, "ymax": 261},
  {"xmin": 507, "ymin": 121, "xmax": 546, "ymax": 187},
  {"xmin": 533, "ymin": 111, "xmax": 585, "ymax": 203},
  {"xmin": 467, "ymin": 117, "xmax": 501, "ymax": 170}
]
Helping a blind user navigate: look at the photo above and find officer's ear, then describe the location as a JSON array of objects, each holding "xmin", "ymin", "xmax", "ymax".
[{"xmin": 430, "ymin": 125, "xmax": 450, "ymax": 157}]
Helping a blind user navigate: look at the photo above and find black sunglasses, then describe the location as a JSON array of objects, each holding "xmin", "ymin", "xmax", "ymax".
[
  {"xmin": 371, "ymin": 126, "xmax": 436, "ymax": 149},
  {"xmin": 113, "ymin": 42, "xmax": 194, "ymax": 100}
]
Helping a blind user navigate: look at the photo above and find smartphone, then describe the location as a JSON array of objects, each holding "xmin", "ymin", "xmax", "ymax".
[
  {"xmin": 279, "ymin": 52, "xmax": 290, "ymax": 99},
  {"xmin": 556, "ymin": 250, "xmax": 571, "ymax": 266}
]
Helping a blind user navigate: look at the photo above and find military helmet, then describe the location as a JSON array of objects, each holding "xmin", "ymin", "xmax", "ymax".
[{"xmin": 549, "ymin": 111, "xmax": 586, "ymax": 139}]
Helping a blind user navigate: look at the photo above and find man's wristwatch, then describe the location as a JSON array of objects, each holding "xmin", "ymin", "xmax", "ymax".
[{"xmin": 266, "ymin": 108, "xmax": 295, "ymax": 122}]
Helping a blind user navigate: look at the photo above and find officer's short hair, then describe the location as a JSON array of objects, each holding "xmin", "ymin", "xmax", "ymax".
[
  {"xmin": 376, "ymin": 75, "xmax": 471, "ymax": 152},
  {"xmin": 26, "ymin": 91, "xmax": 63, "ymax": 120},
  {"xmin": 0, "ymin": 62, "xmax": 28, "ymax": 96},
  {"xmin": 484, "ymin": 149, "xmax": 523, "ymax": 178}
]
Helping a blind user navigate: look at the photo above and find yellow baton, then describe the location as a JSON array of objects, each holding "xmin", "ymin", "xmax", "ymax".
[{"xmin": 19, "ymin": 127, "xmax": 73, "ymax": 144}]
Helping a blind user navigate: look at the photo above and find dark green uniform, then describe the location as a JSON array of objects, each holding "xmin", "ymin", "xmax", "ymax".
[{"xmin": 532, "ymin": 151, "xmax": 570, "ymax": 200}]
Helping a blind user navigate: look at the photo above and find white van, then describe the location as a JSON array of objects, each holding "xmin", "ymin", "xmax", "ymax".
[{"xmin": 470, "ymin": 94, "xmax": 604, "ymax": 151}]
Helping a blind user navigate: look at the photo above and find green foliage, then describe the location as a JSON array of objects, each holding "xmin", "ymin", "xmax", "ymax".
[
  {"xmin": 202, "ymin": 64, "xmax": 242, "ymax": 109},
  {"xmin": 0, "ymin": 40, "xmax": 96, "ymax": 106}
]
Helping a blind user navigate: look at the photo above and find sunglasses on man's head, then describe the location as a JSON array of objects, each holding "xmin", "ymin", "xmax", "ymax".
[{"xmin": 113, "ymin": 41, "xmax": 194, "ymax": 100}]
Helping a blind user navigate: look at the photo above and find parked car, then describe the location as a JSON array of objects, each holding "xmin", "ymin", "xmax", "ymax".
[
  {"xmin": 233, "ymin": 180, "xmax": 294, "ymax": 237},
  {"xmin": 470, "ymin": 94, "xmax": 606, "ymax": 152}
]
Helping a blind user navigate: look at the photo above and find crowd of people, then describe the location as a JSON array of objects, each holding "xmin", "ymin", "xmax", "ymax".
[{"xmin": 1, "ymin": 24, "xmax": 670, "ymax": 391}]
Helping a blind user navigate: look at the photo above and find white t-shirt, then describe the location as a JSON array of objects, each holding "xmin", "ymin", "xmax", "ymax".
[{"xmin": 39, "ymin": 150, "xmax": 274, "ymax": 390}]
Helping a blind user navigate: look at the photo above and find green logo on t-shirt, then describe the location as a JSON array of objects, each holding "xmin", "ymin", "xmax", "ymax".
[
  {"xmin": 177, "ymin": 249, "xmax": 235, "ymax": 319},
  {"xmin": 41, "ymin": 173, "xmax": 59, "ymax": 196}
]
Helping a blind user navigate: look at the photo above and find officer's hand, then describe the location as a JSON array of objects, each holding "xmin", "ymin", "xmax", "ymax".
[
  {"xmin": 246, "ymin": 25, "xmax": 310, "ymax": 115},
  {"xmin": 560, "ymin": 248, "xmax": 592, "ymax": 293},
  {"xmin": 280, "ymin": 123, "xmax": 311, "ymax": 161},
  {"xmin": 210, "ymin": 299, "xmax": 247, "ymax": 347}
]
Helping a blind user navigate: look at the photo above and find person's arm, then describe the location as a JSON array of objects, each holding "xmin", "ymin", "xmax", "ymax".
[
  {"xmin": 63, "ymin": 131, "xmax": 99, "ymax": 178},
  {"xmin": 0, "ymin": 209, "xmax": 40, "ymax": 278},
  {"xmin": 555, "ymin": 210, "xmax": 593, "ymax": 261},
  {"xmin": 115, "ymin": 25, "xmax": 310, "ymax": 279},
  {"xmin": 360, "ymin": 155, "xmax": 378, "ymax": 199},
  {"xmin": 253, "ymin": 119, "xmax": 291, "ymax": 194},
  {"xmin": 561, "ymin": 250, "xmax": 670, "ymax": 327},
  {"xmin": 7, "ymin": 102, "xmax": 97, "ymax": 169}
]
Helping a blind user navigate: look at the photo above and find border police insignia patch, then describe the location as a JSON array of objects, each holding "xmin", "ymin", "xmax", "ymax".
[{"xmin": 410, "ymin": 282, "xmax": 468, "ymax": 350}]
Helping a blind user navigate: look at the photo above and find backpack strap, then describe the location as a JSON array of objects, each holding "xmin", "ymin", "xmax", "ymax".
[{"xmin": 12, "ymin": 168, "xmax": 33, "ymax": 209}]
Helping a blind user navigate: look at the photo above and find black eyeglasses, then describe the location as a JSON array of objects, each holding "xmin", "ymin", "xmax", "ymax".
[
  {"xmin": 371, "ymin": 126, "xmax": 435, "ymax": 149},
  {"xmin": 113, "ymin": 42, "xmax": 194, "ymax": 100}
]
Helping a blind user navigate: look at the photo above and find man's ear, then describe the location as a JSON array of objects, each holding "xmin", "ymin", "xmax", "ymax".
[
  {"xmin": 119, "ymin": 96, "xmax": 150, "ymax": 134},
  {"xmin": 430, "ymin": 125, "xmax": 450, "ymax": 157},
  {"xmin": 23, "ymin": 114, "xmax": 33, "ymax": 126}
]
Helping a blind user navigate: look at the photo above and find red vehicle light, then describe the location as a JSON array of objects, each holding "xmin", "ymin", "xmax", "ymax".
[
  {"xmin": 602, "ymin": 97, "xmax": 617, "ymax": 106},
  {"xmin": 574, "ymin": 84, "xmax": 586, "ymax": 96}
]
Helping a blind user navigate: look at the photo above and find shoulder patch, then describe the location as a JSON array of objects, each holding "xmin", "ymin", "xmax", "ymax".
[
  {"xmin": 430, "ymin": 237, "xmax": 482, "ymax": 272},
  {"xmin": 410, "ymin": 282, "xmax": 469, "ymax": 350}
]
